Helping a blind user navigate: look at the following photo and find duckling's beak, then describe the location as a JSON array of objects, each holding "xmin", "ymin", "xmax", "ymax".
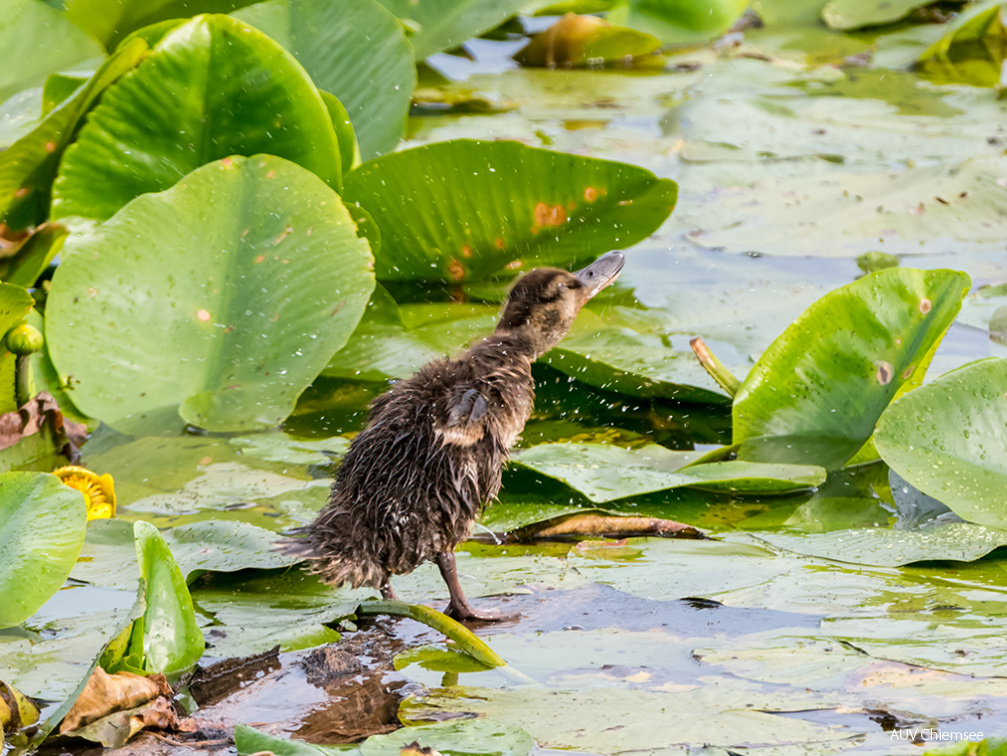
[{"xmin": 576, "ymin": 251, "xmax": 625, "ymax": 299}]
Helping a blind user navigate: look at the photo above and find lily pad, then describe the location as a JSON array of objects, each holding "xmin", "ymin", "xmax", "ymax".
[
  {"xmin": 361, "ymin": 719, "xmax": 534, "ymax": 756},
  {"xmin": 514, "ymin": 14, "xmax": 662, "ymax": 68},
  {"xmin": 733, "ymin": 268, "xmax": 971, "ymax": 469},
  {"xmin": 191, "ymin": 570, "xmax": 359, "ymax": 658},
  {"xmin": 822, "ymin": 0, "xmax": 935, "ymax": 30},
  {"xmin": 46, "ymin": 155, "xmax": 374, "ymax": 433},
  {"xmin": 52, "ymin": 14, "xmax": 342, "ymax": 222},
  {"xmin": 234, "ymin": 0, "xmax": 414, "ymax": 159},
  {"xmin": 0, "ymin": 0, "xmax": 103, "ymax": 103},
  {"xmin": 607, "ymin": 0, "xmax": 749, "ymax": 45},
  {"xmin": 134, "ymin": 520, "xmax": 205, "ymax": 677},
  {"xmin": 0, "ymin": 38, "xmax": 146, "ymax": 230},
  {"xmin": 235, "ymin": 724, "xmax": 350, "ymax": 755},
  {"xmin": 341, "ymin": 139, "xmax": 678, "ymax": 282},
  {"xmin": 376, "ymin": 0, "xmax": 527, "ymax": 59},
  {"xmin": 875, "ymin": 357, "xmax": 1007, "ymax": 530},
  {"xmin": 513, "ymin": 443, "xmax": 825, "ymax": 502},
  {"xmin": 0, "ymin": 472, "xmax": 86, "ymax": 629}
]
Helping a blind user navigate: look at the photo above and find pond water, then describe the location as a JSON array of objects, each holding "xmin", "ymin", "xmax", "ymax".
[{"xmin": 10, "ymin": 3, "xmax": 1007, "ymax": 755}]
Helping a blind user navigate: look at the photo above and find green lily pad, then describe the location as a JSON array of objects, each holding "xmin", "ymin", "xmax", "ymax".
[
  {"xmin": 134, "ymin": 520, "xmax": 205, "ymax": 677},
  {"xmin": 376, "ymin": 0, "xmax": 528, "ymax": 59},
  {"xmin": 733, "ymin": 268, "xmax": 971, "ymax": 469},
  {"xmin": 0, "ymin": 472, "xmax": 86, "ymax": 629},
  {"xmin": 513, "ymin": 443, "xmax": 825, "ymax": 503},
  {"xmin": 515, "ymin": 14, "xmax": 663, "ymax": 68},
  {"xmin": 361, "ymin": 719, "xmax": 534, "ymax": 756},
  {"xmin": 191, "ymin": 570, "xmax": 359, "ymax": 658},
  {"xmin": 917, "ymin": 0, "xmax": 1007, "ymax": 87},
  {"xmin": 234, "ymin": 0, "xmax": 414, "ymax": 159},
  {"xmin": 821, "ymin": 0, "xmax": 934, "ymax": 30},
  {"xmin": 341, "ymin": 139, "xmax": 678, "ymax": 282},
  {"xmin": 52, "ymin": 14, "xmax": 342, "ymax": 222},
  {"xmin": 0, "ymin": 38, "xmax": 146, "ymax": 230},
  {"xmin": 876, "ymin": 357, "xmax": 1007, "ymax": 530},
  {"xmin": 607, "ymin": 0, "xmax": 749, "ymax": 45},
  {"xmin": 47, "ymin": 155, "xmax": 374, "ymax": 433},
  {"xmin": 65, "ymin": 0, "xmax": 258, "ymax": 49},
  {"xmin": 542, "ymin": 326, "xmax": 729, "ymax": 404},
  {"xmin": 0, "ymin": 0, "xmax": 103, "ymax": 103},
  {"xmin": 235, "ymin": 724, "xmax": 351, "ymax": 755},
  {"xmin": 757, "ymin": 521, "xmax": 1007, "ymax": 568}
]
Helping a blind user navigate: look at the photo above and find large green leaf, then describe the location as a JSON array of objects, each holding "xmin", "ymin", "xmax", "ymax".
[
  {"xmin": 134, "ymin": 520, "xmax": 205, "ymax": 677},
  {"xmin": 0, "ymin": 472, "xmax": 86, "ymax": 629},
  {"xmin": 361, "ymin": 720, "xmax": 534, "ymax": 756},
  {"xmin": 65, "ymin": 0, "xmax": 258, "ymax": 49},
  {"xmin": 0, "ymin": 0, "xmax": 103, "ymax": 103},
  {"xmin": 46, "ymin": 155, "xmax": 374, "ymax": 433},
  {"xmin": 732, "ymin": 268, "xmax": 971, "ymax": 469},
  {"xmin": 917, "ymin": 1, "xmax": 1007, "ymax": 87},
  {"xmin": 513, "ymin": 443, "xmax": 825, "ymax": 502},
  {"xmin": 234, "ymin": 0, "xmax": 414, "ymax": 159},
  {"xmin": 0, "ymin": 38, "xmax": 146, "ymax": 230},
  {"xmin": 608, "ymin": 0, "xmax": 748, "ymax": 45},
  {"xmin": 821, "ymin": 0, "xmax": 934, "ymax": 30},
  {"xmin": 51, "ymin": 15, "xmax": 342, "ymax": 222},
  {"xmin": 875, "ymin": 357, "xmax": 1007, "ymax": 530},
  {"xmin": 376, "ymin": 0, "xmax": 527, "ymax": 59},
  {"xmin": 342, "ymin": 139, "xmax": 678, "ymax": 282}
]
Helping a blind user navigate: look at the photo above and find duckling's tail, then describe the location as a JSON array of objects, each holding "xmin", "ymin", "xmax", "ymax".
[{"xmin": 275, "ymin": 525, "xmax": 387, "ymax": 590}]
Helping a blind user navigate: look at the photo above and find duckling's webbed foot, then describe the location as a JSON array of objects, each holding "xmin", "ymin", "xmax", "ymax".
[{"xmin": 435, "ymin": 550, "xmax": 517, "ymax": 623}]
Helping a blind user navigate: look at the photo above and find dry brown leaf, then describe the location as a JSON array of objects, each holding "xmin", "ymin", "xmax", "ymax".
[
  {"xmin": 519, "ymin": 513, "xmax": 703, "ymax": 539},
  {"xmin": 0, "ymin": 391, "xmax": 88, "ymax": 462},
  {"xmin": 60, "ymin": 668, "xmax": 170, "ymax": 734}
]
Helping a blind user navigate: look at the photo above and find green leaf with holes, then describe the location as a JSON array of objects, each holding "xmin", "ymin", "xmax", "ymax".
[
  {"xmin": 51, "ymin": 14, "xmax": 342, "ymax": 222},
  {"xmin": 732, "ymin": 268, "xmax": 971, "ymax": 469},
  {"xmin": 46, "ymin": 155, "xmax": 374, "ymax": 434},
  {"xmin": 876, "ymin": 357, "xmax": 1007, "ymax": 530},
  {"xmin": 342, "ymin": 139, "xmax": 678, "ymax": 282}
]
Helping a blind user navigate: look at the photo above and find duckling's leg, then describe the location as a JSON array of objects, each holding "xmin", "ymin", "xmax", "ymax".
[
  {"xmin": 380, "ymin": 582, "xmax": 398, "ymax": 601},
  {"xmin": 436, "ymin": 549, "xmax": 516, "ymax": 622}
]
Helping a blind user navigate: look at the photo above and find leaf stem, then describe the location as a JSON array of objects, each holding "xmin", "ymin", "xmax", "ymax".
[{"xmin": 690, "ymin": 337, "xmax": 741, "ymax": 398}]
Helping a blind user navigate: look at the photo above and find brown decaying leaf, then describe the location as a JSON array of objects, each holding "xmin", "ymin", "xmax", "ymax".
[
  {"xmin": 0, "ymin": 391, "xmax": 88, "ymax": 462},
  {"xmin": 60, "ymin": 668, "xmax": 170, "ymax": 734},
  {"xmin": 516, "ymin": 513, "xmax": 704, "ymax": 540}
]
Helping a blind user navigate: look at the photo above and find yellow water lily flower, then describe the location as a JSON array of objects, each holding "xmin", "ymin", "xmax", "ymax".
[{"xmin": 53, "ymin": 466, "xmax": 116, "ymax": 520}]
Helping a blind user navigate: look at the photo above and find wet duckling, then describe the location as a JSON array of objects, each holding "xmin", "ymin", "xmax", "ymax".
[{"xmin": 293, "ymin": 251, "xmax": 625, "ymax": 621}]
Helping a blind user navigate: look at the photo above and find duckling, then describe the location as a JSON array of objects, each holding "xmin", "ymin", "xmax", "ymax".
[{"xmin": 292, "ymin": 251, "xmax": 625, "ymax": 621}]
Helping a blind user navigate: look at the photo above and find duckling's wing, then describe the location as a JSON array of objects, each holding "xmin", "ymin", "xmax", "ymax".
[{"xmin": 436, "ymin": 387, "xmax": 489, "ymax": 447}]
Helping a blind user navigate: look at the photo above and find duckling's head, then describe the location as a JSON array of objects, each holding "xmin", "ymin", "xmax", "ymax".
[{"xmin": 496, "ymin": 251, "xmax": 625, "ymax": 357}]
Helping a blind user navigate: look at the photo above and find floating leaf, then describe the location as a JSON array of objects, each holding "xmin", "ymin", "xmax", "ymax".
[
  {"xmin": 235, "ymin": 724, "xmax": 348, "ymax": 756},
  {"xmin": 52, "ymin": 15, "xmax": 342, "ymax": 222},
  {"xmin": 235, "ymin": 0, "xmax": 414, "ymax": 159},
  {"xmin": 732, "ymin": 268, "xmax": 971, "ymax": 469},
  {"xmin": 607, "ymin": 0, "xmax": 748, "ymax": 45},
  {"xmin": 360, "ymin": 719, "xmax": 534, "ymax": 756},
  {"xmin": 0, "ymin": 38, "xmax": 147, "ymax": 229},
  {"xmin": 917, "ymin": 0, "xmax": 1007, "ymax": 87},
  {"xmin": 342, "ymin": 139, "xmax": 678, "ymax": 282},
  {"xmin": 513, "ymin": 443, "xmax": 825, "ymax": 503},
  {"xmin": 47, "ymin": 155, "xmax": 374, "ymax": 433},
  {"xmin": 0, "ymin": 472, "xmax": 86, "ymax": 629},
  {"xmin": 875, "ymin": 357, "xmax": 1007, "ymax": 530},
  {"xmin": 514, "ymin": 13, "xmax": 662, "ymax": 68},
  {"xmin": 134, "ymin": 521, "xmax": 205, "ymax": 678},
  {"xmin": 376, "ymin": 0, "xmax": 527, "ymax": 59},
  {"xmin": 822, "ymin": 0, "xmax": 935, "ymax": 31}
]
